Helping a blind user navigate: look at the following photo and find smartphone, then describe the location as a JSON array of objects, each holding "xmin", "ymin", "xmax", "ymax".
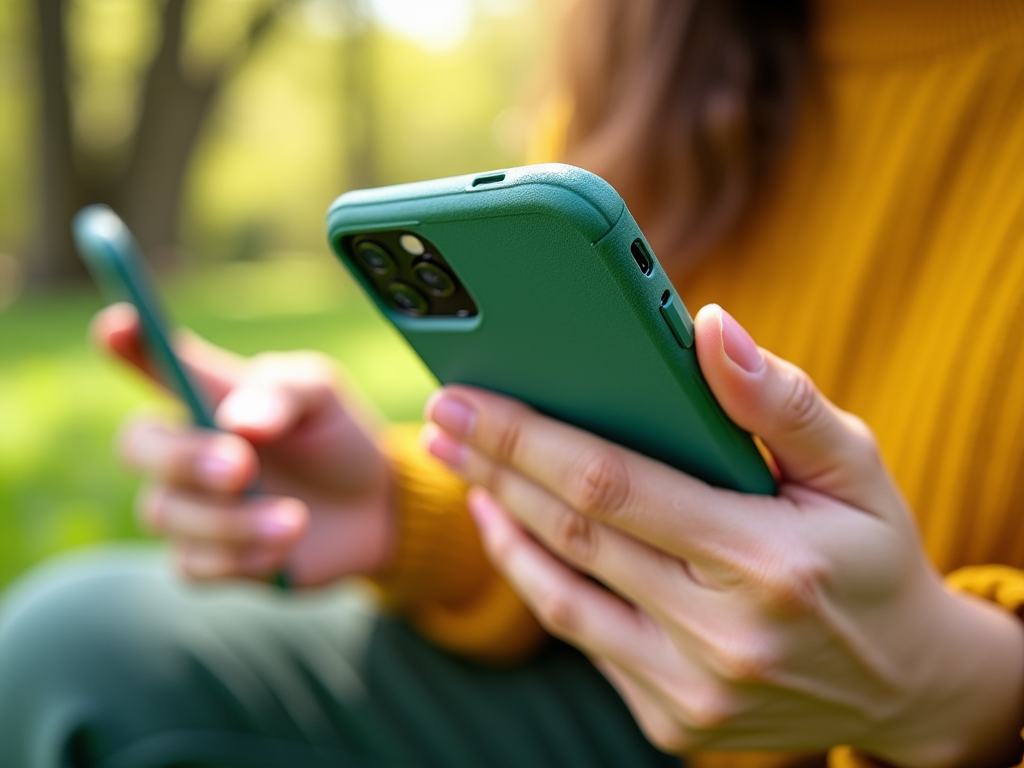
[
  {"xmin": 73, "ymin": 205, "xmax": 216, "ymax": 429},
  {"xmin": 326, "ymin": 163, "xmax": 775, "ymax": 494},
  {"xmin": 73, "ymin": 205, "xmax": 290, "ymax": 588}
]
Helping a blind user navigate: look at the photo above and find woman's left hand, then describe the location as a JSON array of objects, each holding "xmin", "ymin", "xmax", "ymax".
[{"xmin": 423, "ymin": 305, "xmax": 1024, "ymax": 768}]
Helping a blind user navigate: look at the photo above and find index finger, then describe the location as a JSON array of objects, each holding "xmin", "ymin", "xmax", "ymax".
[
  {"xmin": 91, "ymin": 302, "xmax": 245, "ymax": 403},
  {"xmin": 425, "ymin": 386, "xmax": 778, "ymax": 565}
]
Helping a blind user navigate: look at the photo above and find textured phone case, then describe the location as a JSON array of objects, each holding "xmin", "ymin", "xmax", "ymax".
[
  {"xmin": 73, "ymin": 205, "xmax": 217, "ymax": 428},
  {"xmin": 327, "ymin": 163, "xmax": 775, "ymax": 494}
]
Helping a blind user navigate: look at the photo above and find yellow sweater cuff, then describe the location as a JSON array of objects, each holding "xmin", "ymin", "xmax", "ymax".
[
  {"xmin": 829, "ymin": 564, "xmax": 1024, "ymax": 768},
  {"xmin": 945, "ymin": 565, "xmax": 1024, "ymax": 617},
  {"xmin": 367, "ymin": 424, "xmax": 545, "ymax": 663}
]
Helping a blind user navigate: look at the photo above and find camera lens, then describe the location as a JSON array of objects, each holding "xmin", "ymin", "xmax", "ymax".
[
  {"xmin": 413, "ymin": 261, "xmax": 456, "ymax": 297},
  {"xmin": 355, "ymin": 240, "xmax": 395, "ymax": 276},
  {"xmin": 387, "ymin": 281, "xmax": 429, "ymax": 315}
]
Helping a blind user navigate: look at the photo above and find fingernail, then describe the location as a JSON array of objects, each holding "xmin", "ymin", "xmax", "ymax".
[
  {"xmin": 721, "ymin": 308, "xmax": 764, "ymax": 373},
  {"xmin": 220, "ymin": 389, "xmax": 285, "ymax": 430},
  {"xmin": 196, "ymin": 452, "xmax": 237, "ymax": 488},
  {"xmin": 424, "ymin": 426, "xmax": 468, "ymax": 469},
  {"xmin": 427, "ymin": 394, "xmax": 476, "ymax": 438}
]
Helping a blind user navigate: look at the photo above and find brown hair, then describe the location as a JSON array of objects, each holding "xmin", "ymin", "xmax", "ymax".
[{"xmin": 559, "ymin": 0, "xmax": 811, "ymax": 268}]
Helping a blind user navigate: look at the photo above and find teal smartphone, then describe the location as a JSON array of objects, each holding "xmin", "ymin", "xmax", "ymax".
[
  {"xmin": 73, "ymin": 205, "xmax": 291, "ymax": 588},
  {"xmin": 326, "ymin": 163, "xmax": 775, "ymax": 494},
  {"xmin": 73, "ymin": 205, "xmax": 216, "ymax": 429}
]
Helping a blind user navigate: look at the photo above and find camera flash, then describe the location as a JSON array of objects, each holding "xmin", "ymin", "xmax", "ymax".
[{"xmin": 400, "ymin": 234, "xmax": 425, "ymax": 255}]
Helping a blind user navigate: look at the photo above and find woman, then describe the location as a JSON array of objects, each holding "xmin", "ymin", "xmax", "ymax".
[{"xmin": 4, "ymin": 0, "xmax": 1024, "ymax": 766}]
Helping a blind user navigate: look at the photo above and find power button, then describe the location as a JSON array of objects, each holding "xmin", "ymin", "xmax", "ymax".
[{"xmin": 659, "ymin": 290, "xmax": 694, "ymax": 348}]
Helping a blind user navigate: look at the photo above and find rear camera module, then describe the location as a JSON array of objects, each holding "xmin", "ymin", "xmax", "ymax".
[
  {"xmin": 413, "ymin": 261, "xmax": 456, "ymax": 297},
  {"xmin": 387, "ymin": 281, "xmax": 429, "ymax": 315},
  {"xmin": 355, "ymin": 240, "xmax": 395, "ymax": 276},
  {"xmin": 343, "ymin": 230, "xmax": 477, "ymax": 318}
]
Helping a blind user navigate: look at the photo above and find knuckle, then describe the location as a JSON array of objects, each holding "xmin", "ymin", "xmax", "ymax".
[
  {"xmin": 153, "ymin": 430, "xmax": 216, "ymax": 485},
  {"xmin": 122, "ymin": 421, "xmax": 188, "ymax": 477},
  {"xmin": 492, "ymin": 407, "xmax": 527, "ymax": 464},
  {"xmin": 573, "ymin": 449, "xmax": 630, "ymax": 517},
  {"xmin": 482, "ymin": 458, "xmax": 511, "ymax": 502},
  {"xmin": 673, "ymin": 685, "xmax": 741, "ymax": 731},
  {"xmin": 777, "ymin": 369, "xmax": 823, "ymax": 434},
  {"xmin": 167, "ymin": 439, "xmax": 201, "ymax": 480},
  {"xmin": 552, "ymin": 509, "xmax": 599, "ymax": 565},
  {"xmin": 639, "ymin": 716, "xmax": 694, "ymax": 754},
  {"xmin": 754, "ymin": 553, "xmax": 828, "ymax": 615},
  {"xmin": 196, "ymin": 435, "xmax": 253, "ymax": 488},
  {"xmin": 533, "ymin": 587, "xmax": 580, "ymax": 638},
  {"xmin": 710, "ymin": 636, "xmax": 781, "ymax": 683}
]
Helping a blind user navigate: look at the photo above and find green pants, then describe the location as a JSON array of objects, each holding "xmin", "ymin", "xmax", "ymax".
[{"xmin": 0, "ymin": 547, "xmax": 678, "ymax": 768}]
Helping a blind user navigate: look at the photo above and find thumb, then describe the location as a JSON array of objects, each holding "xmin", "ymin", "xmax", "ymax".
[
  {"xmin": 694, "ymin": 304, "xmax": 893, "ymax": 514},
  {"xmin": 91, "ymin": 302, "xmax": 245, "ymax": 404},
  {"xmin": 214, "ymin": 352, "xmax": 342, "ymax": 445}
]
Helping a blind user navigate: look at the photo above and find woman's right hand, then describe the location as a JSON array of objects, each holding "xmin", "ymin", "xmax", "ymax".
[{"xmin": 92, "ymin": 303, "xmax": 395, "ymax": 587}]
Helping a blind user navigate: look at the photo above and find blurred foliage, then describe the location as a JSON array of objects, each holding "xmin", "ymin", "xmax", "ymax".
[
  {"xmin": 0, "ymin": 0, "xmax": 556, "ymax": 588},
  {"xmin": 0, "ymin": 1, "xmax": 33, "ymax": 252},
  {"xmin": 187, "ymin": 0, "xmax": 552, "ymax": 260},
  {"xmin": 0, "ymin": 0, "xmax": 554, "ymax": 269}
]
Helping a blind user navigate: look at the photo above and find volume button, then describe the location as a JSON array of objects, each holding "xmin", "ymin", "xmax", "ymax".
[{"xmin": 659, "ymin": 291, "xmax": 694, "ymax": 348}]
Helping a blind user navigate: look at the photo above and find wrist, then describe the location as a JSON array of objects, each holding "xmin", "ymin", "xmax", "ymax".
[{"xmin": 865, "ymin": 584, "xmax": 1024, "ymax": 768}]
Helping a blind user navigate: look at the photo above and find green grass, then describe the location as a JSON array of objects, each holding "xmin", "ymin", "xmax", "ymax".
[{"xmin": 0, "ymin": 254, "xmax": 437, "ymax": 589}]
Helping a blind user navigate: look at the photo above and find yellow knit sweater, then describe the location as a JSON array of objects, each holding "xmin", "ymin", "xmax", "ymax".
[{"xmin": 371, "ymin": 0, "xmax": 1024, "ymax": 764}]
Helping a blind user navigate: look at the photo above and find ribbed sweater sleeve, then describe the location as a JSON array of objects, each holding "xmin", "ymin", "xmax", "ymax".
[{"xmin": 366, "ymin": 424, "xmax": 546, "ymax": 663}]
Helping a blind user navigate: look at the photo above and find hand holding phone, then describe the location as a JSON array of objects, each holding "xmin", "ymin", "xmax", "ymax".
[
  {"xmin": 327, "ymin": 164, "xmax": 775, "ymax": 494},
  {"xmin": 77, "ymin": 207, "xmax": 394, "ymax": 587}
]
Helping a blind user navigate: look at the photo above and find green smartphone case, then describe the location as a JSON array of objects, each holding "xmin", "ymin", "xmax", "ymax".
[
  {"xmin": 73, "ymin": 205, "xmax": 217, "ymax": 429},
  {"xmin": 327, "ymin": 163, "xmax": 775, "ymax": 494}
]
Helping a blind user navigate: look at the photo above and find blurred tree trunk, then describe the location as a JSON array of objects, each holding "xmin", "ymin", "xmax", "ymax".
[
  {"xmin": 342, "ymin": 0, "xmax": 378, "ymax": 191},
  {"xmin": 33, "ymin": 0, "xmax": 92, "ymax": 283},
  {"xmin": 114, "ymin": 0, "xmax": 220, "ymax": 270},
  {"xmin": 29, "ymin": 0, "xmax": 282, "ymax": 286}
]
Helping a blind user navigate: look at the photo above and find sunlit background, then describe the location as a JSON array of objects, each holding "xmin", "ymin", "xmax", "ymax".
[{"xmin": 0, "ymin": 0, "xmax": 557, "ymax": 589}]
